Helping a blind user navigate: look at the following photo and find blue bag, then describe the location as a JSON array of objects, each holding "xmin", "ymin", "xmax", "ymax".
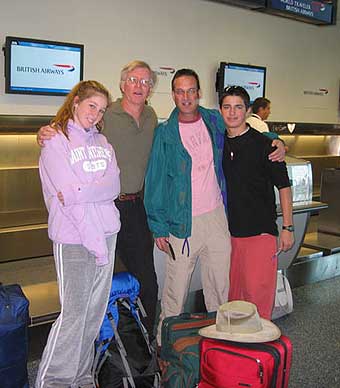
[
  {"xmin": 94, "ymin": 272, "xmax": 160, "ymax": 388},
  {"xmin": 0, "ymin": 283, "xmax": 30, "ymax": 388}
]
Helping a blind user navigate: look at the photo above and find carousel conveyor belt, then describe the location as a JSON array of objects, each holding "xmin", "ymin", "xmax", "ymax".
[
  {"xmin": 0, "ymin": 256, "xmax": 60, "ymax": 326},
  {"xmin": 294, "ymin": 246, "xmax": 323, "ymax": 263},
  {"xmin": 0, "ymin": 245, "xmax": 331, "ymax": 326},
  {"xmin": 303, "ymin": 231, "xmax": 340, "ymax": 255}
]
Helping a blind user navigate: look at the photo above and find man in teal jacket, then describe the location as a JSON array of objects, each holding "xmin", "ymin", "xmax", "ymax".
[
  {"xmin": 144, "ymin": 69, "xmax": 284, "ymax": 345},
  {"xmin": 145, "ymin": 105, "xmax": 227, "ymax": 238},
  {"xmin": 145, "ymin": 69, "xmax": 231, "ymax": 345}
]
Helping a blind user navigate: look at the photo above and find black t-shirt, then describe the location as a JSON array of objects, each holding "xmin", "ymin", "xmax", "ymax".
[{"xmin": 223, "ymin": 127, "xmax": 291, "ymax": 237}]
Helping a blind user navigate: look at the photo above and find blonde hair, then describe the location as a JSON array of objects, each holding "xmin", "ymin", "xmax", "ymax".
[
  {"xmin": 51, "ymin": 80, "xmax": 112, "ymax": 137},
  {"xmin": 120, "ymin": 60, "xmax": 157, "ymax": 87}
]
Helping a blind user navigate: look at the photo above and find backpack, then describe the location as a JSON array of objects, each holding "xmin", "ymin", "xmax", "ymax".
[{"xmin": 93, "ymin": 272, "xmax": 161, "ymax": 388}]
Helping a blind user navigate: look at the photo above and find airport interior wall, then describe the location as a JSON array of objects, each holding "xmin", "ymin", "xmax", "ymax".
[{"xmin": 0, "ymin": 0, "xmax": 340, "ymax": 122}]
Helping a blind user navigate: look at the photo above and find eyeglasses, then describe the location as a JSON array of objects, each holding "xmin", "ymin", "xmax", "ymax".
[
  {"xmin": 125, "ymin": 76, "xmax": 153, "ymax": 88},
  {"xmin": 173, "ymin": 88, "xmax": 198, "ymax": 96}
]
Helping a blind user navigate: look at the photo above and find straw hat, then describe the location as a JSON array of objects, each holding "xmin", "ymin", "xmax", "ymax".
[{"xmin": 199, "ymin": 300, "xmax": 281, "ymax": 343}]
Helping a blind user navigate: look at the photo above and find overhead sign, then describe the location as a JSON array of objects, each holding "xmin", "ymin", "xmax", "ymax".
[
  {"xmin": 268, "ymin": 0, "xmax": 333, "ymax": 24},
  {"xmin": 205, "ymin": 0, "xmax": 335, "ymax": 25}
]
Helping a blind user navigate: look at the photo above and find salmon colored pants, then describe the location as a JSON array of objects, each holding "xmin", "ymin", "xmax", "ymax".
[{"xmin": 228, "ymin": 234, "xmax": 277, "ymax": 320}]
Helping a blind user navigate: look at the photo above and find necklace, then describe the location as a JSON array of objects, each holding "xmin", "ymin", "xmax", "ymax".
[
  {"xmin": 227, "ymin": 127, "xmax": 250, "ymax": 138},
  {"xmin": 225, "ymin": 138, "xmax": 235, "ymax": 161},
  {"xmin": 225, "ymin": 126, "xmax": 250, "ymax": 161}
]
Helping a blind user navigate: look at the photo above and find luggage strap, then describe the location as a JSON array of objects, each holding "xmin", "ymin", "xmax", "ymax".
[
  {"xmin": 121, "ymin": 298, "xmax": 154, "ymax": 356},
  {"xmin": 93, "ymin": 306, "xmax": 136, "ymax": 387},
  {"xmin": 108, "ymin": 310, "xmax": 136, "ymax": 388},
  {"xmin": 123, "ymin": 377, "xmax": 129, "ymax": 388},
  {"xmin": 137, "ymin": 297, "xmax": 147, "ymax": 318},
  {"xmin": 153, "ymin": 372, "xmax": 161, "ymax": 387},
  {"xmin": 92, "ymin": 341, "xmax": 105, "ymax": 383}
]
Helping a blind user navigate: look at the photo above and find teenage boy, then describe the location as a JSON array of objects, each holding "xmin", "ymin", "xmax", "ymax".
[{"xmin": 219, "ymin": 86, "xmax": 294, "ymax": 319}]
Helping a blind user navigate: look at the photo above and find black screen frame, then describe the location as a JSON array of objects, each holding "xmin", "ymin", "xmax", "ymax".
[
  {"xmin": 216, "ymin": 62, "xmax": 267, "ymax": 103},
  {"xmin": 3, "ymin": 36, "xmax": 84, "ymax": 96}
]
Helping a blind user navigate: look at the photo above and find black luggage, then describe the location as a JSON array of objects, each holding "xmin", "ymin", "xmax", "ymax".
[{"xmin": 0, "ymin": 283, "xmax": 30, "ymax": 388}]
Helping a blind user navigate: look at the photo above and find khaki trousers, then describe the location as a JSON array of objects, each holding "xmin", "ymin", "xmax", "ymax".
[{"xmin": 157, "ymin": 205, "xmax": 231, "ymax": 345}]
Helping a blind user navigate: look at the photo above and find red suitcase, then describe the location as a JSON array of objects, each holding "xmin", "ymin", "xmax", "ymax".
[{"xmin": 199, "ymin": 335, "xmax": 292, "ymax": 388}]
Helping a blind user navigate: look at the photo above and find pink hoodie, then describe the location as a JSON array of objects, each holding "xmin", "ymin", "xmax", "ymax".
[{"xmin": 39, "ymin": 120, "xmax": 120, "ymax": 265}]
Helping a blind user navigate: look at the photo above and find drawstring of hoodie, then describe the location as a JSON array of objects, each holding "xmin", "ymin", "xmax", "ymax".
[{"xmin": 181, "ymin": 238, "xmax": 190, "ymax": 257}]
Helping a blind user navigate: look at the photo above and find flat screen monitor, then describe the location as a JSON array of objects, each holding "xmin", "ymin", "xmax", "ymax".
[
  {"xmin": 3, "ymin": 36, "xmax": 84, "ymax": 96},
  {"xmin": 216, "ymin": 62, "xmax": 266, "ymax": 103},
  {"xmin": 268, "ymin": 0, "xmax": 333, "ymax": 25}
]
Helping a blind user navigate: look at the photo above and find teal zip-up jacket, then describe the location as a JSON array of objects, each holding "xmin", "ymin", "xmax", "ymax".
[{"xmin": 144, "ymin": 106, "xmax": 227, "ymax": 239}]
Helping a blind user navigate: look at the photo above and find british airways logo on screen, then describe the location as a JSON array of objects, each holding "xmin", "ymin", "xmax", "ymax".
[
  {"xmin": 53, "ymin": 64, "xmax": 76, "ymax": 72},
  {"xmin": 226, "ymin": 82, "xmax": 261, "ymax": 91},
  {"xmin": 231, "ymin": 81, "xmax": 262, "ymax": 92},
  {"xmin": 247, "ymin": 82, "xmax": 261, "ymax": 88},
  {"xmin": 15, "ymin": 64, "xmax": 76, "ymax": 75}
]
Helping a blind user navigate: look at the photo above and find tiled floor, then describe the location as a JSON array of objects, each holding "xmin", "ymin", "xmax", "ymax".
[
  {"xmin": 274, "ymin": 276, "xmax": 340, "ymax": 387},
  {"xmin": 28, "ymin": 275, "xmax": 340, "ymax": 387}
]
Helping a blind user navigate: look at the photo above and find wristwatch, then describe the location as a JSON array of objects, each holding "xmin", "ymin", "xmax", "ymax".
[{"xmin": 282, "ymin": 225, "xmax": 294, "ymax": 232}]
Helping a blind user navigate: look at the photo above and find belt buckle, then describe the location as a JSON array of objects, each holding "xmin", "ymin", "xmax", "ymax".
[{"xmin": 118, "ymin": 193, "xmax": 127, "ymax": 201}]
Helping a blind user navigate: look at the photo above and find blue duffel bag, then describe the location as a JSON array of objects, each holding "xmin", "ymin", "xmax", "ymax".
[{"xmin": 0, "ymin": 283, "xmax": 30, "ymax": 388}]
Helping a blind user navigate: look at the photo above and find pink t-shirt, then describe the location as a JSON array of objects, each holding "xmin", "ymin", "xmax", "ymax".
[{"xmin": 179, "ymin": 116, "xmax": 222, "ymax": 216}]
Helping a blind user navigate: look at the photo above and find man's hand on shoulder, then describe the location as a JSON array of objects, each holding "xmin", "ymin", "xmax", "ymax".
[
  {"xmin": 268, "ymin": 139, "xmax": 286, "ymax": 162},
  {"xmin": 37, "ymin": 125, "xmax": 57, "ymax": 147}
]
